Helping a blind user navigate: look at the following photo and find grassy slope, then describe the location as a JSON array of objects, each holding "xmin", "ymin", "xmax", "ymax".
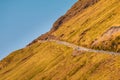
[
  {"xmin": 0, "ymin": 42, "xmax": 120, "ymax": 80},
  {"xmin": 0, "ymin": 0, "xmax": 120, "ymax": 80},
  {"xmin": 52, "ymin": 0, "xmax": 120, "ymax": 52}
]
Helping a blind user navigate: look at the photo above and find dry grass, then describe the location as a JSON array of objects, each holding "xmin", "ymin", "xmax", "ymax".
[
  {"xmin": 52, "ymin": 0, "xmax": 120, "ymax": 52},
  {"xmin": 0, "ymin": 42, "xmax": 120, "ymax": 80},
  {"xmin": 0, "ymin": 0, "xmax": 120, "ymax": 80}
]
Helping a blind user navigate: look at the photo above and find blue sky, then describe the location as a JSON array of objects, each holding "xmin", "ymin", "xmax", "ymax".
[{"xmin": 0, "ymin": 0, "xmax": 77, "ymax": 60}]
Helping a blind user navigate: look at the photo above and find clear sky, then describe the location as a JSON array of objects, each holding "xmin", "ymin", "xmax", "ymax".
[{"xmin": 0, "ymin": 0, "xmax": 77, "ymax": 60}]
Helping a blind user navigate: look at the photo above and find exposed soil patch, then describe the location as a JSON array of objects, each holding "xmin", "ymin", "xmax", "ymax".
[
  {"xmin": 72, "ymin": 50, "xmax": 85, "ymax": 57},
  {"xmin": 93, "ymin": 26, "xmax": 120, "ymax": 44},
  {"xmin": 92, "ymin": 26, "xmax": 120, "ymax": 52},
  {"xmin": 101, "ymin": 26, "xmax": 120, "ymax": 38}
]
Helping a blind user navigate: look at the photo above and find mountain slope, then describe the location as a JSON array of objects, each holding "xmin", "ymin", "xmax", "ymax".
[
  {"xmin": 52, "ymin": 0, "xmax": 120, "ymax": 52},
  {"xmin": 0, "ymin": 41, "xmax": 120, "ymax": 80},
  {"xmin": 0, "ymin": 0, "xmax": 120, "ymax": 80},
  {"xmin": 30, "ymin": 0, "xmax": 120, "ymax": 52},
  {"xmin": 28, "ymin": 0, "xmax": 100, "ymax": 44}
]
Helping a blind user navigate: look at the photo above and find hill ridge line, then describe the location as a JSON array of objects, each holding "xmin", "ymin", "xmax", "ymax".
[{"xmin": 37, "ymin": 39, "xmax": 120, "ymax": 55}]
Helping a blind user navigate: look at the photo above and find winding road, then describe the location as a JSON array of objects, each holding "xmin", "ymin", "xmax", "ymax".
[{"xmin": 38, "ymin": 39, "xmax": 120, "ymax": 55}]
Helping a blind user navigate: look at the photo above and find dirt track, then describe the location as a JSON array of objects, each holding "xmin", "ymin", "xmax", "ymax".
[{"xmin": 38, "ymin": 40, "xmax": 120, "ymax": 55}]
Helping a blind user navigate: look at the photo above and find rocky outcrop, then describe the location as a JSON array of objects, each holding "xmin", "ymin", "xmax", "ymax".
[
  {"xmin": 27, "ymin": 33, "xmax": 59, "ymax": 46},
  {"xmin": 92, "ymin": 26, "xmax": 120, "ymax": 44},
  {"xmin": 92, "ymin": 26, "xmax": 120, "ymax": 52}
]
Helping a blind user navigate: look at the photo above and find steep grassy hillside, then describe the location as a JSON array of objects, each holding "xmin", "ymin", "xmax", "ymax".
[
  {"xmin": 29, "ymin": 0, "xmax": 120, "ymax": 52},
  {"xmin": 0, "ymin": 0, "xmax": 120, "ymax": 80},
  {"xmin": 52, "ymin": 0, "xmax": 120, "ymax": 52},
  {"xmin": 0, "ymin": 41, "xmax": 120, "ymax": 80},
  {"xmin": 29, "ymin": 0, "xmax": 100, "ymax": 44}
]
